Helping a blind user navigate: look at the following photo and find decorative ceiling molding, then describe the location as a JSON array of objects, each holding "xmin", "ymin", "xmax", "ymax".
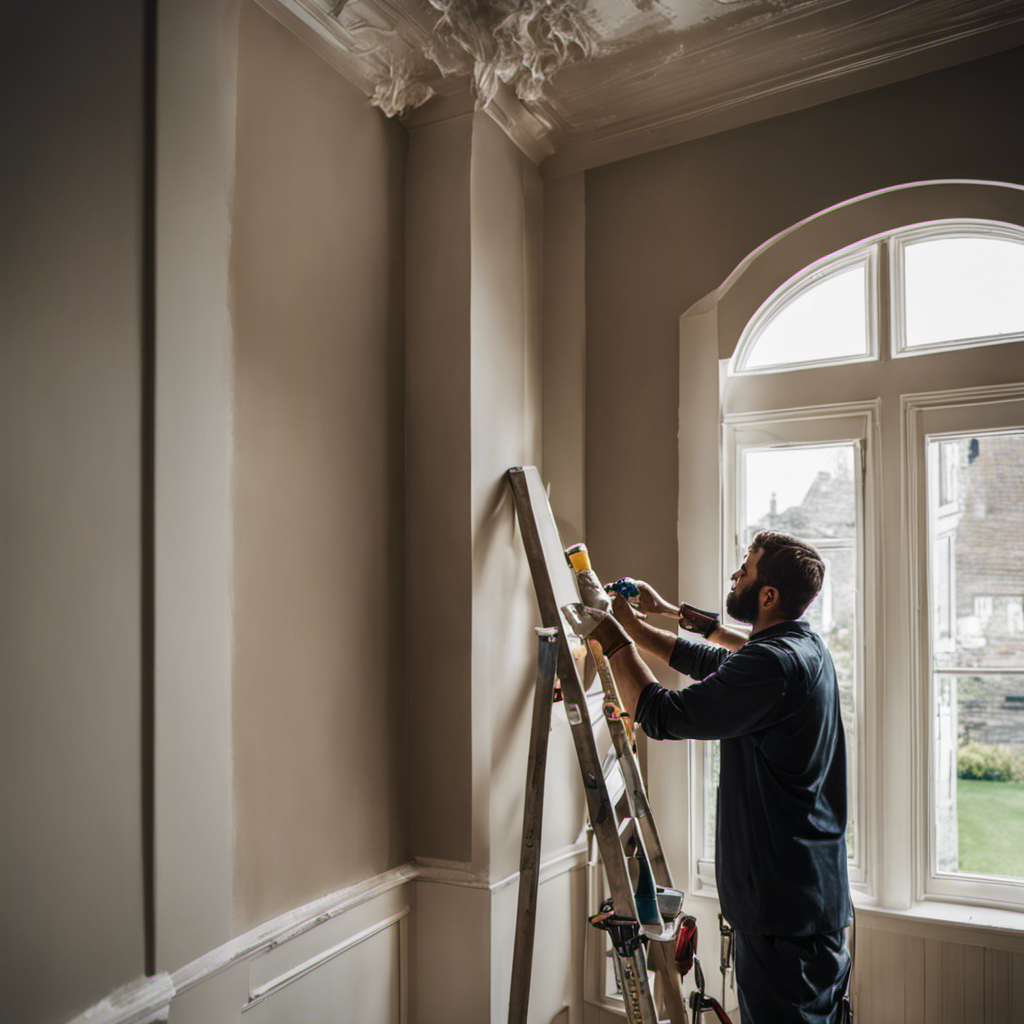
[
  {"xmin": 541, "ymin": 15, "xmax": 1024, "ymax": 178},
  {"xmin": 256, "ymin": 0, "xmax": 1024, "ymax": 174},
  {"xmin": 256, "ymin": 0, "xmax": 583, "ymax": 163}
]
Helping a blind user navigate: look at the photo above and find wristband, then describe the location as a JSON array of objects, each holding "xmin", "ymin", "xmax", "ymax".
[{"xmin": 680, "ymin": 603, "xmax": 720, "ymax": 639}]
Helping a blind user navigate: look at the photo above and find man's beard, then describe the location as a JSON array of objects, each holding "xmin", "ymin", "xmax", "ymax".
[{"xmin": 726, "ymin": 583, "xmax": 760, "ymax": 625}]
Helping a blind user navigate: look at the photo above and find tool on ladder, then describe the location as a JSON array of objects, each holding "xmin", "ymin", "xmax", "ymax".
[
  {"xmin": 506, "ymin": 467, "xmax": 689, "ymax": 1024},
  {"xmin": 674, "ymin": 917, "xmax": 735, "ymax": 1024}
]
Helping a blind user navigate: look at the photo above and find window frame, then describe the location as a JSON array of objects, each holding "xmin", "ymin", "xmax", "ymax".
[
  {"xmin": 904, "ymin": 386, "xmax": 1024, "ymax": 911},
  {"xmin": 690, "ymin": 401, "xmax": 879, "ymax": 896},
  {"xmin": 730, "ymin": 244, "xmax": 880, "ymax": 376},
  {"xmin": 890, "ymin": 220, "xmax": 1024, "ymax": 359}
]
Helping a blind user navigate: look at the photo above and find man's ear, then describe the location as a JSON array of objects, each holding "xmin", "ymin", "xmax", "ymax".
[{"xmin": 761, "ymin": 585, "xmax": 780, "ymax": 610}]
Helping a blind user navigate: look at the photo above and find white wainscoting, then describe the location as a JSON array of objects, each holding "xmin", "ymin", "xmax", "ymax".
[
  {"xmin": 852, "ymin": 925, "xmax": 1024, "ymax": 1024},
  {"xmin": 69, "ymin": 846, "xmax": 591, "ymax": 1024},
  {"xmin": 167, "ymin": 866, "xmax": 414, "ymax": 1024}
]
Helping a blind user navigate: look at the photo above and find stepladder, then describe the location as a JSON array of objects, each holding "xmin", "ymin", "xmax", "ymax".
[{"xmin": 507, "ymin": 466, "xmax": 691, "ymax": 1024}]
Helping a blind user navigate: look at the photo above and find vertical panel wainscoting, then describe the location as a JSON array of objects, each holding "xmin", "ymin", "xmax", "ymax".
[{"xmin": 851, "ymin": 923, "xmax": 1024, "ymax": 1024}]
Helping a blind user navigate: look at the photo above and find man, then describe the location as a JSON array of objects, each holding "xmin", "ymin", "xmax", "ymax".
[{"xmin": 566, "ymin": 530, "xmax": 852, "ymax": 1024}]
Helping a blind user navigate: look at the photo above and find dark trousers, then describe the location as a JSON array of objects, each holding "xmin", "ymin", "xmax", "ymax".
[{"xmin": 734, "ymin": 928, "xmax": 850, "ymax": 1024}]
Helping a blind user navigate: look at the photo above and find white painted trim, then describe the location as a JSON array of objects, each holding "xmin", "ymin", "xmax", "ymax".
[
  {"xmin": 243, "ymin": 910, "xmax": 411, "ymax": 1011},
  {"xmin": 489, "ymin": 840, "xmax": 589, "ymax": 893},
  {"xmin": 67, "ymin": 974, "xmax": 176, "ymax": 1024},
  {"xmin": 852, "ymin": 896, "xmax": 1024, "ymax": 950},
  {"xmin": 723, "ymin": 398, "xmax": 882, "ymax": 427},
  {"xmin": 416, "ymin": 841, "xmax": 588, "ymax": 892},
  {"xmin": 483, "ymin": 81, "xmax": 557, "ymax": 166},
  {"xmin": 719, "ymin": 400, "xmax": 880, "ymax": 892},
  {"xmin": 172, "ymin": 862, "xmax": 419, "ymax": 995}
]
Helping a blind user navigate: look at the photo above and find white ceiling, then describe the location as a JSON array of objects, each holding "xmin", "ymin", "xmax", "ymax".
[{"xmin": 258, "ymin": 0, "xmax": 1024, "ymax": 176}]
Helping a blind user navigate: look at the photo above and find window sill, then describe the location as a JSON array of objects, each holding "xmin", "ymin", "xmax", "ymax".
[
  {"xmin": 850, "ymin": 892, "xmax": 1024, "ymax": 950},
  {"xmin": 686, "ymin": 887, "xmax": 1024, "ymax": 950}
]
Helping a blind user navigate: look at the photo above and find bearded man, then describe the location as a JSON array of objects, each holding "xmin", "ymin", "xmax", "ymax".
[{"xmin": 565, "ymin": 530, "xmax": 852, "ymax": 1024}]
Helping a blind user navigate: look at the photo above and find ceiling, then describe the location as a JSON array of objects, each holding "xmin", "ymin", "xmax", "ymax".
[{"xmin": 258, "ymin": 0, "xmax": 1024, "ymax": 176}]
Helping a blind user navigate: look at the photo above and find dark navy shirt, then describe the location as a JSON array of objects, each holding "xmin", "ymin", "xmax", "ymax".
[{"xmin": 635, "ymin": 620, "xmax": 851, "ymax": 937}]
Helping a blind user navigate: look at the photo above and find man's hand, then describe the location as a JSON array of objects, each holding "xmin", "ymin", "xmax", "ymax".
[
  {"xmin": 609, "ymin": 590, "xmax": 644, "ymax": 639},
  {"xmin": 634, "ymin": 580, "xmax": 677, "ymax": 616},
  {"xmin": 607, "ymin": 578, "xmax": 678, "ymax": 617}
]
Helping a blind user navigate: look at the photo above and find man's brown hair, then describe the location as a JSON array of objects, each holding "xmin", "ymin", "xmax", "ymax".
[{"xmin": 750, "ymin": 530, "xmax": 825, "ymax": 619}]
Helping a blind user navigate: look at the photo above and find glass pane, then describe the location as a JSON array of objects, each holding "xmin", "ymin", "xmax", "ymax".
[
  {"xmin": 712, "ymin": 442, "xmax": 859, "ymax": 862},
  {"xmin": 928, "ymin": 432, "xmax": 1024, "ymax": 671},
  {"xmin": 744, "ymin": 261, "xmax": 869, "ymax": 369},
  {"xmin": 742, "ymin": 445, "xmax": 856, "ymax": 545},
  {"xmin": 929, "ymin": 430, "xmax": 1024, "ymax": 882},
  {"xmin": 703, "ymin": 740, "xmax": 720, "ymax": 861},
  {"xmin": 934, "ymin": 673, "xmax": 1024, "ymax": 879},
  {"xmin": 904, "ymin": 236, "xmax": 1024, "ymax": 348}
]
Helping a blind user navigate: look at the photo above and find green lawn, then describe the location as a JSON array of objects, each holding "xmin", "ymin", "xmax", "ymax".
[{"xmin": 957, "ymin": 780, "xmax": 1024, "ymax": 877}]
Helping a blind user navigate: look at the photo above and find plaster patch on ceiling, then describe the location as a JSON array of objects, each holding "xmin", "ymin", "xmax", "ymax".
[
  {"xmin": 370, "ymin": 55, "xmax": 437, "ymax": 115},
  {"xmin": 357, "ymin": 0, "xmax": 598, "ymax": 114}
]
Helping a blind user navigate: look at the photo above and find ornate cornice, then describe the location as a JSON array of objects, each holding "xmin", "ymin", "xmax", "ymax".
[{"xmin": 255, "ymin": 0, "xmax": 1024, "ymax": 174}]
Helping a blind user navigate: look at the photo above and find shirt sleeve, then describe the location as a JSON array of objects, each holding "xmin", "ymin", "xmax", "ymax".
[
  {"xmin": 668, "ymin": 636, "xmax": 730, "ymax": 679},
  {"xmin": 636, "ymin": 641, "xmax": 789, "ymax": 741}
]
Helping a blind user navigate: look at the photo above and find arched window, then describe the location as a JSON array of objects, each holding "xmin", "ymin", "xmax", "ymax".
[
  {"xmin": 732, "ymin": 245, "xmax": 877, "ymax": 373},
  {"xmin": 685, "ymin": 200, "xmax": 1024, "ymax": 915},
  {"xmin": 731, "ymin": 220, "xmax": 1024, "ymax": 375}
]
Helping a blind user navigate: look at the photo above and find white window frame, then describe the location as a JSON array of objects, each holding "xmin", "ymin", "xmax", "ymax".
[
  {"xmin": 904, "ymin": 384, "xmax": 1024, "ymax": 911},
  {"xmin": 890, "ymin": 220, "xmax": 1024, "ymax": 359},
  {"xmin": 690, "ymin": 401, "xmax": 879, "ymax": 895},
  {"xmin": 730, "ymin": 244, "xmax": 880, "ymax": 376}
]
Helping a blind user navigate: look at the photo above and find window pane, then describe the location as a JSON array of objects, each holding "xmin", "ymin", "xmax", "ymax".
[
  {"xmin": 904, "ymin": 236, "xmax": 1024, "ymax": 348},
  {"xmin": 743, "ymin": 445, "xmax": 856, "ymax": 544},
  {"xmin": 934, "ymin": 673, "xmax": 1024, "ymax": 879},
  {"xmin": 744, "ymin": 261, "xmax": 869, "ymax": 369},
  {"xmin": 703, "ymin": 739, "xmax": 720, "ymax": 861},
  {"xmin": 928, "ymin": 432, "xmax": 1024, "ymax": 672},
  {"xmin": 929, "ymin": 430, "xmax": 1024, "ymax": 882}
]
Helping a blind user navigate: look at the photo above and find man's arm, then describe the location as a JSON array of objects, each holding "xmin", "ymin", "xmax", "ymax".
[
  {"xmin": 616, "ymin": 579, "xmax": 750, "ymax": 653},
  {"xmin": 704, "ymin": 623, "xmax": 749, "ymax": 652},
  {"xmin": 636, "ymin": 643, "xmax": 788, "ymax": 741},
  {"xmin": 608, "ymin": 591, "xmax": 678, "ymax": 664}
]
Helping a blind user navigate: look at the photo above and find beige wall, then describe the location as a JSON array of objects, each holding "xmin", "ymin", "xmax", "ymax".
[
  {"xmin": 3, "ymin": 8, "xmax": 148, "ymax": 1024},
  {"xmin": 231, "ymin": 1, "xmax": 408, "ymax": 930},
  {"xmin": 2, "ymin": 5, "xmax": 148, "ymax": 1023},
  {"xmin": 583, "ymin": 45, "xmax": 1024, "ymax": 602}
]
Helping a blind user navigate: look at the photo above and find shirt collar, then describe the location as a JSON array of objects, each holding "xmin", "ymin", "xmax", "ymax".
[{"xmin": 749, "ymin": 619, "xmax": 811, "ymax": 641}]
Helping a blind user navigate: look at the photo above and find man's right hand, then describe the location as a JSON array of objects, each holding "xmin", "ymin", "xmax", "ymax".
[{"xmin": 631, "ymin": 580, "xmax": 678, "ymax": 617}]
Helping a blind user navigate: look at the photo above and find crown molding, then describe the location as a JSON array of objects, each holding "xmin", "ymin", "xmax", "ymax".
[
  {"xmin": 256, "ymin": 0, "xmax": 558, "ymax": 165},
  {"xmin": 540, "ymin": 17, "xmax": 1024, "ymax": 178}
]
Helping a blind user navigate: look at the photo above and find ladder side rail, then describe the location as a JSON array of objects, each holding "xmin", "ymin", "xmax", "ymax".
[
  {"xmin": 508, "ymin": 628, "xmax": 560, "ymax": 1024},
  {"xmin": 508, "ymin": 469, "xmax": 641, "ymax": 924}
]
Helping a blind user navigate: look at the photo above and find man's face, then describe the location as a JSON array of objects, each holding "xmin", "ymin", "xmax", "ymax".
[{"xmin": 726, "ymin": 546, "xmax": 763, "ymax": 625}]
